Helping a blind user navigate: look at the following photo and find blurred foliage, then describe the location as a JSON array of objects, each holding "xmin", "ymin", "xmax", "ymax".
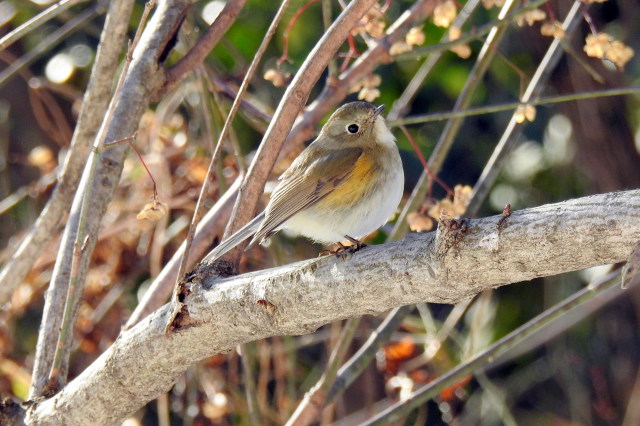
[{"xmin": 1, "ymin": 0, "xmax": 640, "ymax": 425}]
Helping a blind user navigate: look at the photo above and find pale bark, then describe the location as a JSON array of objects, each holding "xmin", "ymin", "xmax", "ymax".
[
  {"xmin": 23, "ymin": 189, "xmax": 640, "ymax": 425},
  {"xmin": 29, "ymin": 0, "xmax": 197, "ymax": 397}
]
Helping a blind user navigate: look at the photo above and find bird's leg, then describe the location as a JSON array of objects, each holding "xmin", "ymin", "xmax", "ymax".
[
  {"xmin": 319, "ymin": 242, "xmax": 350, "ymax": 257},
  {"xmin": 344, "ymin": 235, "xmax": 366, "ymax": 252}
]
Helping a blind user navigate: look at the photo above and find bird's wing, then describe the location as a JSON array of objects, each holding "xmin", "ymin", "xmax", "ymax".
[{"xmin": 249, "ymin": 145, "xmax": 363, "ymax": 246}]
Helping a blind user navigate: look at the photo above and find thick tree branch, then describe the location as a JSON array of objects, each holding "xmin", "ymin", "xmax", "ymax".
[
  {"xmin": 25, "ymin": 190, "xmax": 640, "ymax": 424},
  {"xmin": 163, "ymin": 0, "xmax": 247, "ymax": 92}
]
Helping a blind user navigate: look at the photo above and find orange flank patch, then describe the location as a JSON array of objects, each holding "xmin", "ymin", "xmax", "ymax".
[{"xmin": 318, "ymin": 152, "xmax": 379, "ymax": 209}]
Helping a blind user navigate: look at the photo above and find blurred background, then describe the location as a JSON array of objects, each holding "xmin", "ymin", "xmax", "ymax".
[{"xmin": 1, "ymin": 0, "xmax": 640, "ymax": 424}]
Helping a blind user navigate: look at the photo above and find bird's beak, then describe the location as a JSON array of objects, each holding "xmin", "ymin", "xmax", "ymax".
[{"xmin": 373, "ymin": 104, "xmax": 385, "ymax": 118}]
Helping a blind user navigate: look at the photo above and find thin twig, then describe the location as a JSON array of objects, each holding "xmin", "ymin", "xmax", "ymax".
[
  {"xmin": 238, "ymin": 344, "xmax": 262, "ymax": 425},
  {"xmin": 387, "ymin": 0, "xmax": 481, "ymax": 121},
  {"xmin": 0, "ymin": 3, "xmax": 103, "ymax": 89},
  {"xmin": 163, "ymin": 0, "xmax": 247, "ymax": 91},
  {"xmin": 0, "ymin": 0, "xmax": 88, "ymax": 51},
  {"xmin": 44, "ymin": 0, "xmax": 156, "ymax": 395},
  {"xmin": 277, "ymin": 0, "xmax": 322, "ymax": 65},
  {"xmin": 390, "ymin": 87, "xmax": 640, "ymax": 126},
  {"xmin": 467, "ymin": 1, "xmax": 584, "ymax": 216},
  {"xmin": 399, "ymin": 126, "xmax": 454, "ymax": 196}
]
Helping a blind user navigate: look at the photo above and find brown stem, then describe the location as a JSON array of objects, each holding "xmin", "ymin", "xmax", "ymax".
[{"xmin": 164, "ymin": 0, "xmax": 247, "ymax": 91}]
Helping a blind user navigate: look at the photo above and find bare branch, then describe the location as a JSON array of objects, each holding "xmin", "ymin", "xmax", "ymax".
[
  {"xmin": 0, "ymin": 0, "xmax": 89, "ymax": 52},
  {"xmin": 163, "ymin": 0, "xmax": 247, "ymax": 91},
  {"xmin": 29, "ymin": 0, "xmax": 197, "ymax": 398},
  {"xmin": 24, "ymin": 189, "xmax": 640, "ymax": 425}
]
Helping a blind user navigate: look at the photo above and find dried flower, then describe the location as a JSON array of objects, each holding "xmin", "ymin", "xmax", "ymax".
[
  {"xmin": 428, "ymin": 199, "xmax": 454, "ymax": 220},
  {"xmin": 263, "ymin": 68, "xmax": 289, "ymax": 87},
  {"xmin": 450, "ymin": 43, "xmax": 472, "ymax": 59},
  {"xmin": 515, "ymin": 104, "xmax": 536, "ymax": 124},
  {"xmin": 515, "ymin": 8, "xmax": 546, "ymax": 27},
  {"xmin": 433, "ymin": 1, "xmax": 457, "ymax": 28},
  {"xmin": 358, "ymin": 87, "xmax": 381, "ymax": 102},
  {"xmin": 390, "ymin": 41, "xmax": 412, "ymax": 55},
  {"xmin": 365, "ymin": 19, "xmax": 386, "ymax": 39},
  {"xmin": 584, "ymin": 32, "xmax": 634, "ymax": 69},
  {"xmin": 540, "ymin": 21, "xmax": 565, "ymax": 39},
  {"xmin": 27, "ymin": 146, "xmax": 55, "ymax": 171},
  {"xmin": 406, "ymin": 27, "xmax": 426, "ymax": 46},
  {"xmin": 452, "ymin": 185, "xmax": 473, "ymax": 216},
  {"xmin": 407, "ymin": 211, "xmax": 434, "ymax": 232},
  {"xmin": 137, "ymin": 201, "xmax": 167, "ymax": 221}
]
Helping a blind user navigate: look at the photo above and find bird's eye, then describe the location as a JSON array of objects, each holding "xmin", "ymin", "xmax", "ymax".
[{"xmin": 347, "ymin": 124, "xmax": 359, "ymax": 134}]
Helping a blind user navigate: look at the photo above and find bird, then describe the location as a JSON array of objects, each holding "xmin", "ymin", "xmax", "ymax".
[{"xmin": 202, "ymin": 101, "xmax": 404, "ymax": 264}]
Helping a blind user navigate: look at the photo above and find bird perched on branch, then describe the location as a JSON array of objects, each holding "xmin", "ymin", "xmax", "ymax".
[{"xmin": 202, "ymin": 101, "xmax": 404, "ymax": 264}]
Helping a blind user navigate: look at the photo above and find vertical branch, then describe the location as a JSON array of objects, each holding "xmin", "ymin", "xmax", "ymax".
[
  {"xmin": 467, "ymin": 1, "xmax": 584, "ymax": 215},
  {"xmin": 286, "ymin": 317, "xmax": 360, "ymax": 426},
  {"xmin": 30, "ymin": 0, "xmax": 197, "ymax": 398},
  {"xmin": 25, "ymin": 0, "xmax": 136, "ymax": 396},
  {"xmin": 43, "ymin": 1, "xmax": 157, "ymax": 395}
]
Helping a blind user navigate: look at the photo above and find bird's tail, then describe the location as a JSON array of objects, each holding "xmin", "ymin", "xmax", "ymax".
[{"xmin": 202, "ymin": 211, "xmax": 265, "ymax": 264}]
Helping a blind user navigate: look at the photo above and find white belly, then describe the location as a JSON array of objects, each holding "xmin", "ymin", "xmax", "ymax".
[{"xmin": 281, "ymin": 153, "xmax": 404, "ymax": 244}]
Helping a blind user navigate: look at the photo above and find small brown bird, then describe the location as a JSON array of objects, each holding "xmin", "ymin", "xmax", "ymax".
[{"xmin": 203, "ymin": 101, "xmax": 404, "ymax": 263}]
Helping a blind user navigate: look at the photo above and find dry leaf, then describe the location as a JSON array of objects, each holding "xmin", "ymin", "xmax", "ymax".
[{"xmin": 136, "ymin": 201, "xmax": 167, "ymax": 221}]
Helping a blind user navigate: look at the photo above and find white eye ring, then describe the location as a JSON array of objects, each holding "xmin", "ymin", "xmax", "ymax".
[{"xmin": 347, "ymin": 124, "xmax": 359, "ymax": 134}]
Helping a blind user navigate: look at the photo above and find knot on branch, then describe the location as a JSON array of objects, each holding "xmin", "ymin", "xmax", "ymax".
[
  {"xmin": 165, "ymin": 269, "xmax": 205, "ymax": 334},
  {"xmin": 435, "ymin": 215, "xmax": 468, "ymax": 258}
]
